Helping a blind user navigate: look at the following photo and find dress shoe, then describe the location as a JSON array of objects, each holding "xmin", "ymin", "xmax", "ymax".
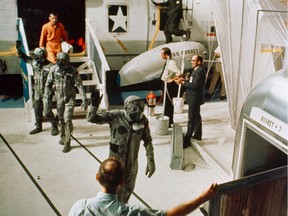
[
  {"xmin": 205, "ymin": 94, "xmax": 212, "ymax": 100},
  {"xmin": 183, "ymin": 143, "xmax": 190, "ymax": 149},
  {"xmin": 29, "ymin": 127, "xmax": 42, "ymax": 135},
  {"xmin": 192, "ymin": 136, "xmax": 202, "ymax": 141},
  {"xmin": 182, "ymin": 29, "xmax": 191, "ymax": 41}
]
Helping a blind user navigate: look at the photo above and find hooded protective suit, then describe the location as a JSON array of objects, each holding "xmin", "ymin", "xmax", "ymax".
[
  {"xmin": 44, "ymin": 52, "xmax": 87, "ymax": 153},
  {"xmin": 87, "ymin": 95, "xmax": 156, "ymax": 203},
  {"xmin": 16, "ymin": 40, "xmax": 57, "ymax": 135}
]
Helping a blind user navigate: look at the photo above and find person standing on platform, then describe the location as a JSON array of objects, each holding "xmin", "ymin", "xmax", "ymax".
[
  {"xmin": 152, "ymin": 0, "xmax": 191, "ymax": 43},
  {"xmin": 160, "ymin": 47, "xmax": 181, "ymax": 128},
  {"xmin": 16, "ymin": 40, "xmax": 58, "ymax": 136},
  {"xmin": 206, "ymin": 46, "xmax": 226, "ymax": 100},
  {"xmin": 175, "ymin": 54, "xmax": 206, "ymax": 149},
  {"xmin": 39, "ymin": 13, "xmax": 70, "ymax": 63}
]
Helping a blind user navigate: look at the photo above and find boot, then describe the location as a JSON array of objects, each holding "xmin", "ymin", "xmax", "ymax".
[
  {"xmin": 59, "ymin": 136, "xmax": 65, "ymax": 145},
  {"xmin": 62, "ymin": 141, "xmax": 71, "ymax": 153},
  {"xmin": 62, "ymin": 121, "xmax": 73, "ymax": 153},
  {"xmin": 51, "ymin": 123, "xmax": 59, "ymax": 136},
  {"xmin": 186, "ymin": 29, "xmax": 191, "ymax": 40},
  {"xmin": 59, "ymin": 122, "xmax": 65, "ymax": 145},
  {"xmin": 29, "ymin": 127, "xmax": 42, "ymax": 135}
]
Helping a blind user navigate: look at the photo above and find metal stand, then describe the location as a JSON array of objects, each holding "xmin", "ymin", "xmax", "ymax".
[{"xmin": 170, "ymin": 123, "xmax": 184, "ymax": 170}]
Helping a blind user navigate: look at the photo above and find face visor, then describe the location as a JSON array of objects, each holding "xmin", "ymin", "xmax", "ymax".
[
  {"xmin": 56, "ymin": 52, "xmax": 69, "ymax": 68},
  {"xmin": 34, "ymin": 48, "xmax": 46, "ymax": 63},
  {"xmin": 124, "ymin": 96, "xmax": 145, "ymax": 124},
  {"xmin": 125, "ymin": 102, "xmax": 144, "ymax": 123}
]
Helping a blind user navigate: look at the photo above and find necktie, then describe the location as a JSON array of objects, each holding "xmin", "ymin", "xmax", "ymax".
[{"xmin": 159, "ymin": 62, "xmax": 166, "ymax": 80}]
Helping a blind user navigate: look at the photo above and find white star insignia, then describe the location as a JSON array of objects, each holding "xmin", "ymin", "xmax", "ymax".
[{"xmin": 109, "ymin": 6, "xmax": 127, "ymax": 32}]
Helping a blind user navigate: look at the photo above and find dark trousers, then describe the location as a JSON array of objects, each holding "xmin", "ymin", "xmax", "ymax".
[
  {"xmin": 164, "ymin": 82, "xmax": 178, "ymax": 127},
  {"xmin": 183, "ymin": 102, "xmax": 202, "ymax": 145},
  {"xmin": 33, "ymin": 97, "xmax": 43, "ymax": 128},
  {"xmin": 164, "ymin": 13, "xmax": 186, "ymax": 43}
]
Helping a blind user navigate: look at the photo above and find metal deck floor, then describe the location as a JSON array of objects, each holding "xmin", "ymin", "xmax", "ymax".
[{"xmin": 0, "ymin": 101, "xmax": 235, "ymax": 216}]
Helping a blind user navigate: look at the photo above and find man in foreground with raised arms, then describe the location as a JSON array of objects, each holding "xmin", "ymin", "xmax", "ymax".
[{"xmin": 68, "ymin": 157, "xmax": 218, "ymax": 216}]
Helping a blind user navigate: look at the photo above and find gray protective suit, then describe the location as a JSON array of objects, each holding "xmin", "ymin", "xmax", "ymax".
[
  {"xmin": 16, "ymin": 40, "xmax": 56, "ymax": 135},
  {"xmin": 44, "ymin": 52, "xmax": 87, "ymax": 153},
  {"xmin": 87, "ymin": 95, "xmax": 156, "ymax": 203}
]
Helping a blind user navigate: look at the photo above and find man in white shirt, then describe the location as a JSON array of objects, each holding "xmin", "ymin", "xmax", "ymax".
[
  {"xmin": 160, "ymin": 47, "xmax": 181, "ymax": 128},
  {"xmin": 68, "ymin": 157, "xmax": 218, "ymax": 216}
]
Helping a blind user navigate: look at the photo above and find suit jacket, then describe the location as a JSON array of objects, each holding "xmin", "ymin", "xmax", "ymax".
[{"xmin": 182, "ymin": 65, "xmax": 206, "ymax": 106}]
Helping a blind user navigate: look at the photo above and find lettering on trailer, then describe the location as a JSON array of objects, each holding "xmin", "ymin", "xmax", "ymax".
[
  {"xmin": 108, "ymin": 5, "xmax": 127, "ymax": 33},
  {"xmin": 250, "ymin": 107, "xmax": 288, "ymax": 141},
  {"xmin": 172, "ymin": 49, "xmax": 198, "ymax": 57},
  {"xmin": 260, "ymin": 116, "xmax": 276, "ymax": 128}
]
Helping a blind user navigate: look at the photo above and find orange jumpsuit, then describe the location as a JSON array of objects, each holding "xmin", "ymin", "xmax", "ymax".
[{"xmin": 39, "ymin": 22, "xmax": 68, "ymax": 63}]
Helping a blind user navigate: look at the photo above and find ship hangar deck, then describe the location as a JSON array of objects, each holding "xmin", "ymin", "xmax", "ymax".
[{"xmin": 0, "ymin": 100, "xmax": 235, "ymax": 216}]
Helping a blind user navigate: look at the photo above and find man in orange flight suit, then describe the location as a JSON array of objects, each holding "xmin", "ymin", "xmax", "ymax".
[{"xmin": 39, "ymin": 13, "xmax": 69, "ymax": 63}]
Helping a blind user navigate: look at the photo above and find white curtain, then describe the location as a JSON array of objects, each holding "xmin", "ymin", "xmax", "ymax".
[{"xmin": 210, "ymin": 0, "xmax": 288, "ymax": 129}]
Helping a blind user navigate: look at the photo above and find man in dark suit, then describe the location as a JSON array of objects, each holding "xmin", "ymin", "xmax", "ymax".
[{"xmin": 175, "ymin": 55, "xmax": 206, "ymax": 148}]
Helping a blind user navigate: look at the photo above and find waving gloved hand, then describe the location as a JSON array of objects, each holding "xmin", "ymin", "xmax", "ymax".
[
  {"xmin": 144, "ymin": 142, "xmax": 156, "ymax": 178},
  {"xmin": 16, "ymin": 40, "xmax": 22, "ymax": 50},
  {"xmin": 90, "ymin": 87, "xmax": 103, "ymax": 107},
  {"xmin": 145, "ymin": 159, "xmax": 156, "ymax": 178}
]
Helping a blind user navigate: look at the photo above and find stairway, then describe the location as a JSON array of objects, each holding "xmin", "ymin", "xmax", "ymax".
[{"xmin": 70, "ymin": 55, "xmax": 106, "ymax": 114}]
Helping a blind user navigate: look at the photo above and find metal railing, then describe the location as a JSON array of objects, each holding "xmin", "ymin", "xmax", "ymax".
[
  {"xmin": 85, "ymin": 18, "xmax": 110, "ymax": 110},
  {"xmin": 17, "ymin": 18, "xmax": 33, "ymax": 122}
]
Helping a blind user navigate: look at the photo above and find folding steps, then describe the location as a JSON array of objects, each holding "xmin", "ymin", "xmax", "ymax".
[{"xmin": 70, "ymin": 55, "xmax": 106, "ymax": 114}]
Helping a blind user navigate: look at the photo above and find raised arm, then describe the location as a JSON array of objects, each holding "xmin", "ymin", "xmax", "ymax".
[
  {"xmin": 86, "ymin": 88, "xmax": 103, "ymax": 122},
  {"xmin": 166, "ymin": 183, "xmax": 218, "ymax": 216},
  {"xmin": 16, "ymin": 40, "xmax": 33, "ymax": 64}
]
